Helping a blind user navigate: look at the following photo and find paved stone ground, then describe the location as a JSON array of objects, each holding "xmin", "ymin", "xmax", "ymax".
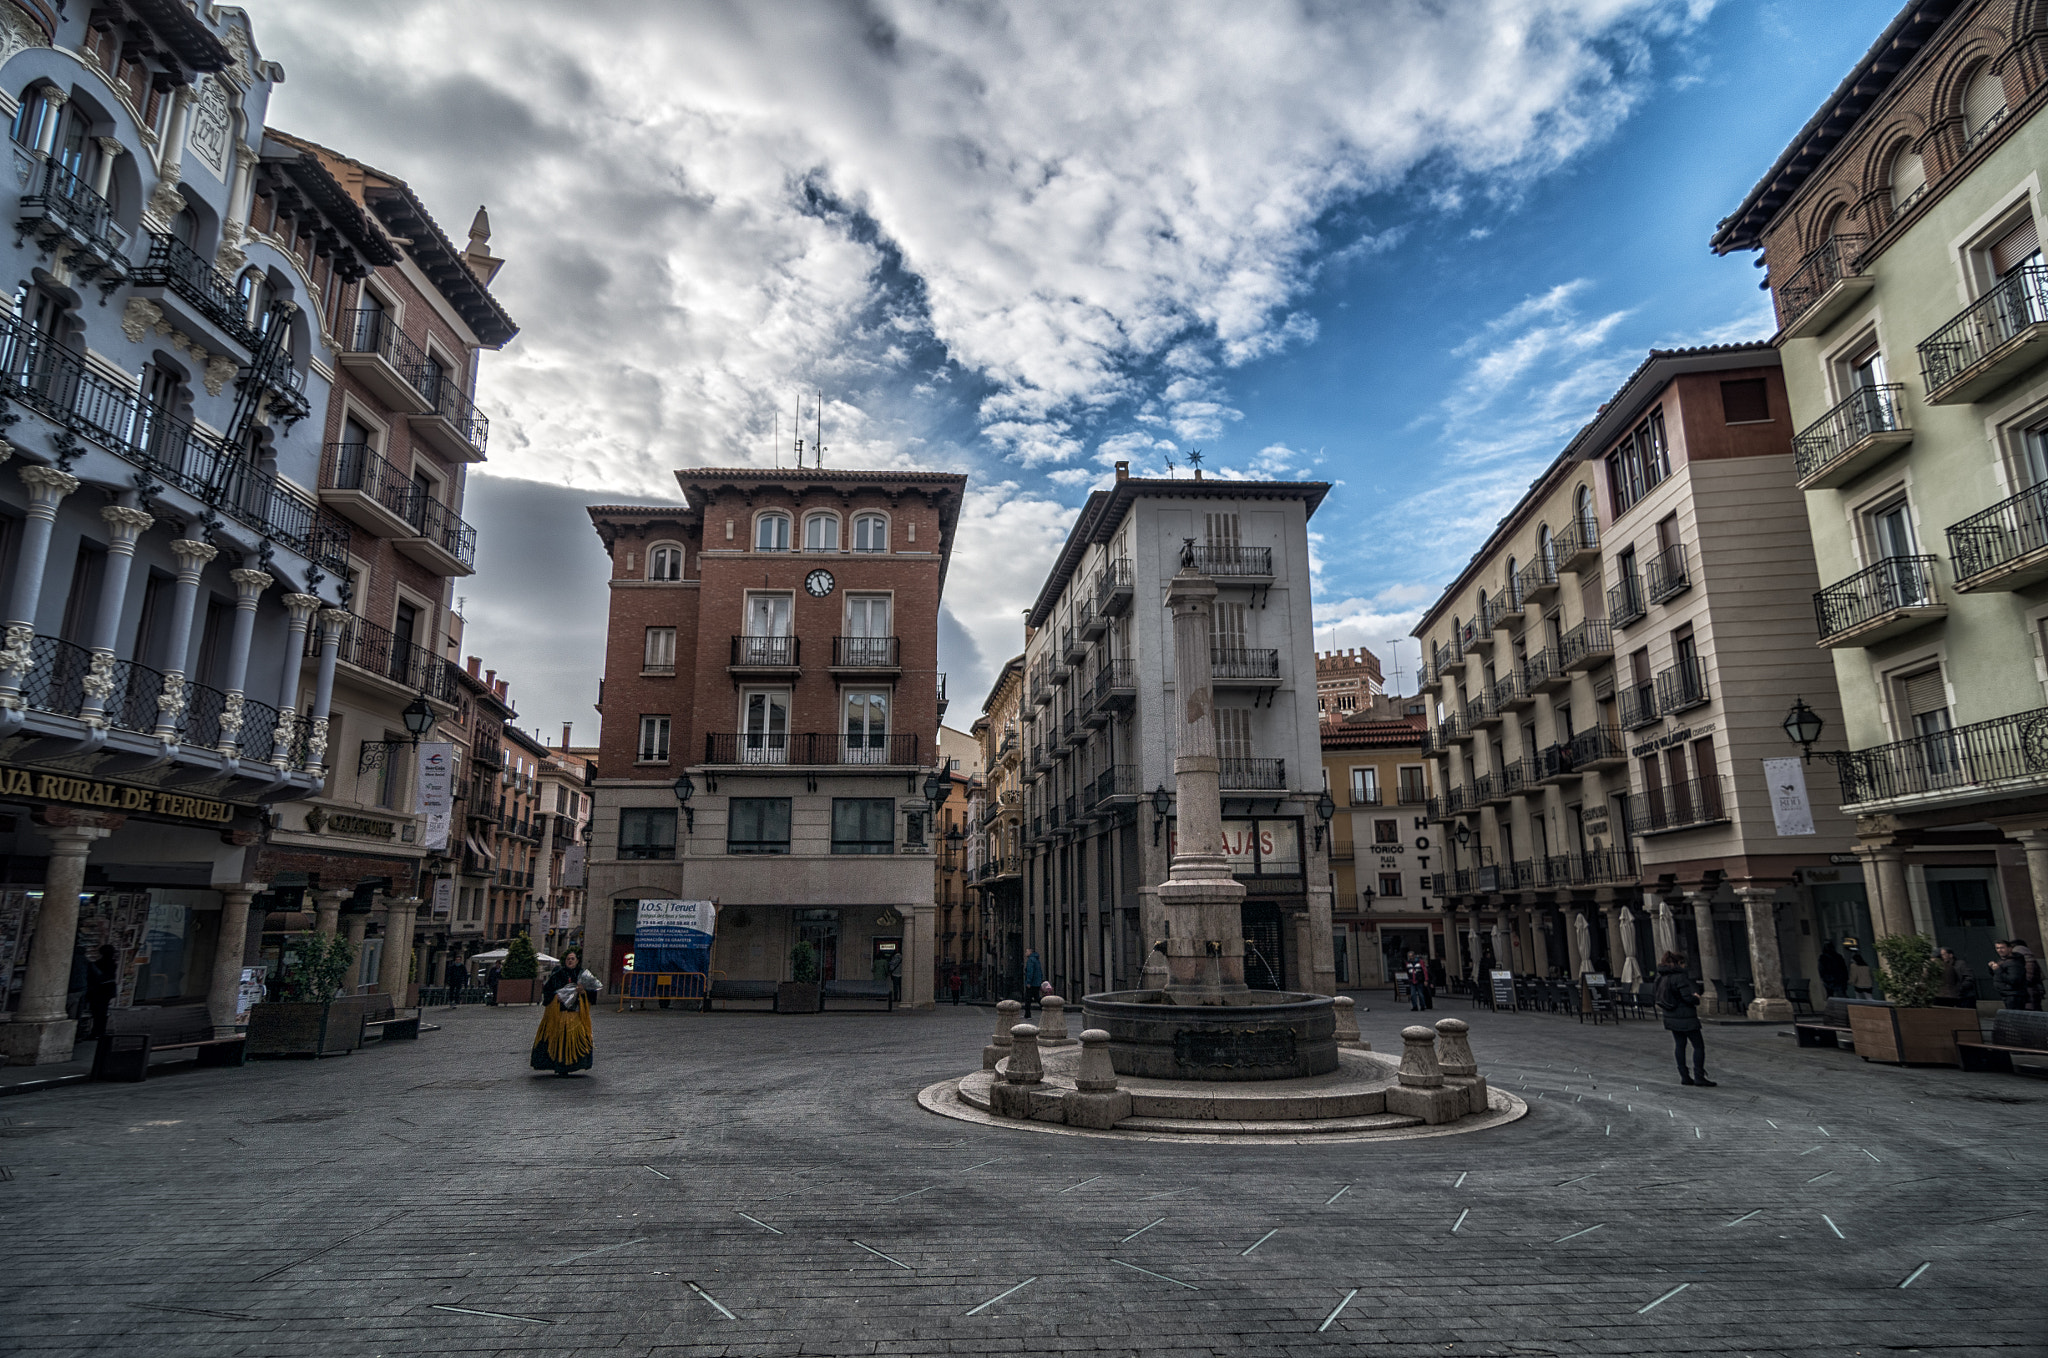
[{"xmin": 1, "ymin": 994, "xmax": 2042, "ymax": 1357}]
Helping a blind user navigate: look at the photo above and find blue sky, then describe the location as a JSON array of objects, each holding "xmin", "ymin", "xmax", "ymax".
[{"xmin": 246, "ymin": 0, "xmax": 1900, "ymax": 737}]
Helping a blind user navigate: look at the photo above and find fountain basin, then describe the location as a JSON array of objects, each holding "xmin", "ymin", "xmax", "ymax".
[{"xmin": 1082, "ymin": 989, "xmax": 1339, "ymax": 1081}]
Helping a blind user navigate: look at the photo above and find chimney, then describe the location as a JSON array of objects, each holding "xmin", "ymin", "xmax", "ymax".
[
  {"xmin": 466, "ymin": 656, "xmax": 481, "ymax": 677},
  {"xmin": 485, "ymin": 669, "xmax": 496, "ymax": 689},
  {"xmin": 496, "ymin": 680, "xmax": 508, "ymax": 701},
  {"xmin": 561, "ymin": 722, "xmax": 573, "ymax": 748},
  {"xmin": 1115, "ymin": 460, "xmax": 1130, "ymax": 481}
]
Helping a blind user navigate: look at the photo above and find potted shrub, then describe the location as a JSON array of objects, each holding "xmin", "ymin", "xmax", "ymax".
[
  {"xmin": 1846, "ymin": 933, "xmax": 1980, "ymax": 1065},
  {"xmin": 247, "ymin": 932, "xmax": 360, "ymax": 1058},
  {"xmin": 497, "ymin": 933, "xmax": 540, "ymax": 1005},
  {"xmin": 778, "ymin": 941, "xmax": 821, "ymax": 1014}
]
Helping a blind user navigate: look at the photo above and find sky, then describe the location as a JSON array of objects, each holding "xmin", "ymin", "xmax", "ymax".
[{"xmin": 242, "ymin": 0, "xmax": 1900, "ymax": 740}]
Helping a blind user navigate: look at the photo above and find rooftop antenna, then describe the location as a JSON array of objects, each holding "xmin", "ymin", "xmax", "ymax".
[
  {"xmin": 1163, "ymin": 455, "xmax": 1176, "ymax": 478},
  {"xmin": 1386, "ymin": 638, "xmax": 1404, "ymax": 695},
  {"xmin": 793, "ymin": 395, "xmax": 805, "ymax": 467},
  {"xmin": 814, "ymin": 390, "xmax": 826, "ymax": 465},
  {"xmin": 773, "ymin": 408, "xmax": 780, "ymax": 468}
]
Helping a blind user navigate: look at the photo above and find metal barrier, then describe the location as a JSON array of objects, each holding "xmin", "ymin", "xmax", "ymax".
[{"xmin": 616, "ymin": 970, "xmax": 716, "ymax": 1010}]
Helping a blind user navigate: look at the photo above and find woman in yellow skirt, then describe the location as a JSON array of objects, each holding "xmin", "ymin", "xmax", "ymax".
[{"xmin": 531, "ymin": 949, "xmax": 603, "ymax": 1075}]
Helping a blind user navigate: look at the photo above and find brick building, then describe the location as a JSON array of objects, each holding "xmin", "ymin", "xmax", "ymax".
[
  {"xmin": 1315, "ymin": 646, "xmax": 1383, "ymax": 723},
  {"xmin": 584, "ymin": 468, "xmax": 967, "ymax": 1008}
]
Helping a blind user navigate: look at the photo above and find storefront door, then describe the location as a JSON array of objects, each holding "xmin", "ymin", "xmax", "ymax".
[
  {"xmin": 1241, "ymin": 901, "xmax": 1284, "ymax": 989},
  {"xmin": 795, "ymin": 909, "xmax": 840, "ymax": 982}
]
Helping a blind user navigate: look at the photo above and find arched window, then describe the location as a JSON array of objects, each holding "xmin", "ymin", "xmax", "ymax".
[
  {"xmin": 1890, "ymin": 143, "xmax": 1926, "ymax": 213},
  {"xmin": 648, "ymin": 544, "xmax": 683, "ymax": 581},
  {"xmin": 1539, "ymin": 525, "xmax": 1555, "ymax": 569},
  {"xmin": 1963, "ymin": 63, "xmax": 2006, "ymax": 145},
  {"xmin": 852, "ymin": 513, "xmax": 888, "ymax": 552},
  {"xmin": 1505, "ymin": 556, "xmax": 1519, "ymax": 605},
  {"xmin": 8, "ymin": 86, "xmax": 53, "ymax": 150},
  {"xmin": 1476, "ymin": 589, "xmax": 1488, "ymax": 627},
  {"xmin": 172, "ymin": 207, "xmax": 200, "ymax": 249},
  {"xmin": 755, "ymin": 513, "xmax": 791, "ymax": 552},
  {"xmin": 1575, "ymin": 485, "xmax": 1596, "ymax": 536},
  {"xmin": 803, "ymin": 512, "xmax": 839, "ymax": 551}
]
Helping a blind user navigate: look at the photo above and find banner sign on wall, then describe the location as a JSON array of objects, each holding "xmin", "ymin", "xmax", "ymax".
[
  {"xmin": 431, "ymin": 877, "xmax": 453, "ymax": 920},
  {"xmin": 1764, "ymin": 758, "xmax": 1815, "ymax": 836},
  {"xmin": 634, "ymin": 899, "xmax": 716, "ymax": 976},
  {"xmin": 416, "ymin": 742, "xmax": 454, "ymax": 851}
]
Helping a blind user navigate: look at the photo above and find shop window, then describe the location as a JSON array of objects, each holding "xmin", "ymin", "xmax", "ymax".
[
  {"xmin": 728, "ymin": 798, "xmax": 791, "ymax": 854},
  {"xmin": 832, "ymin": 798, "xmax": 895, "ymax": 854},
  {"xmin": 619, "ymin": 808, "xmax": 676, "ymax": 860}
]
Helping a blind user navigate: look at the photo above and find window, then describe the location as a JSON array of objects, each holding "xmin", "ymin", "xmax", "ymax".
[
  {"xmin": 1378, "ymin": 873, "xmax": 1403, "ymax": 898},
  {"xmin": 619, "ymin": 807, "xmax": 677, "ymax": 860},
  {"xmin": 832, "ymin": 798, "xmax": 895, "ymax": 854},
  {"xmin": 8, "ymin": 85, "xmax": 54, "ymax": 151},
  {"xmin": 1214, "ymin": 707, "xmax": 1253, "ymax": 761},
  {"xmin": 644, "ymin": 627, "xmax": 676, "ymax": 674},
  {"xmin": 728, "ymin": 798, "xmax": 791, "ymax": 854},
  {"xmin": 803, "ymin": 513, "xmax": 839, "ymax": 551},
  {"xmin": 1890, "ymin": 143, "xmax": 1926, "ymax": 214},
  {"xmin": 1963, "ymin": 64, "xmax": 2007, "ymax": 145},
  {"xmin": 1397, "ymin": 765, "xmax": 1426, "ymax": 803},
  {"xmin": 1867, "ymin": 498, "xmax": 1918, "ymax": 563},
  {"xmin": 1988, "ymin": 215, "xmax": 2041, "ymax": 279},
  {"xmin": 852, "ymin": 514, "xmax": 888, "ymax": 551},
  {"xmin": 1373, "ymin": 818, "xmax": 1400, "ymax": 845},
  {"xmin": 1605, "ymin": 410, "xmax": 1670, "ymax": 516},
  {"xmin": 637, "ymin": 715, "xmax": 671, "ymax": 763},
  {"xmin": 755, "ymin": 514, "xmax": 791, "ymax": 551},
  {"xmin": 742, "ymin": 690, "xmax": 789, "ymax": 762},
  {"xmin": 648, "ymin": 544, "xmax": 682, "ymax": 581},
  {"xmin": 376, "ymin": 730, "xmax": 404, "ymax": 809},
  {"xmin": 1719, "ymin": 378, "xmax": 1770, "ymax": 424},
  {"xmin": 844, "ymin": 690, "xmax": 890, "ymax": 760},
  {"xmin": 1205, "ymin": 512, "xmax": 1241, "ymax": 549},
  {"xmin": 1350, "ymin": 766, "xmax": 1379, "ymax": 805}
]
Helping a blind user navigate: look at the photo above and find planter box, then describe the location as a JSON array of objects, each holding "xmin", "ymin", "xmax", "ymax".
[
  {"xmin": 1846, "ymin": 1000, "xmax": 1977, "ymax": 1066},
  {"xmin": 776, "ymin": 982, "xmax": 820, "ymax": 1014},
  {"xmin": 497, "ymin": 978, "xmax": 538, "ymax": 1005},
  {"xmin": 246, "ymin": 1001, "xmax": 357, "ymax": 1058}
]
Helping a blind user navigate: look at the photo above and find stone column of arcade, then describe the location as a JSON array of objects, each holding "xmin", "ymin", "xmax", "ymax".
[
  {"xmin": 312, "ymin": 888, "xmax": 347, "ymax": 936},
  {"xmin": 0, "ymin": 814, "xmax": 118, "ymax": 1064},
  {"xmin": 1690, "ymin": 892, "xmax": 1724, "ymax": 1014},
  {"xmin": 1735, "ymin": 884, "xmax": 1794, "ymax": 1021},
  {"xmin": 0, "ymin": 465, "xmax": 80, "ymax": 708},
  {"xmin": 213, "ymin": 569, "xmax": 271, "ymax": 756},
  {"xmin": 378, "ymin": 896, "xmax": 418, "ymax": 999},
  {"xmin": 207, "ymin": 883, "xmax": 263, "ymax": 1037}
]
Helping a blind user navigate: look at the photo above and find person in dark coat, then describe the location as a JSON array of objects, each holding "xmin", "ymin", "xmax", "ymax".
[
  {"xmin": 1425, "ymin": 956, "xmax": 1445, "ymax": 1008},
  {"xmin": 83, "ymin": 944, "xmax": 119, "ymax": 1040},
  {"xmin": 443, "ymin": 957, "xmax": 465, "ymax": 994},
  {"xmin": 1816, "ymin": 941, "xmax": 1849, "ymax": 998},
  {"xmin": 1022, "ymin": 949, "xmax": 1043, "ymax": 1016},
  {"xmin": 2014, "ymin": 941, "xmax": 2045, "ymax": 1011},
  {"xmin": 1935, "ymin": 947, "xmax": 1977, "ymax": 1007},
  {"xmin": 1990, "ymin": 941, "xmax": 2026, "ymax": 1009},
  {"xmin": 1654, "ymin": 951, "xmax": 1715, "ymax": 1087}
]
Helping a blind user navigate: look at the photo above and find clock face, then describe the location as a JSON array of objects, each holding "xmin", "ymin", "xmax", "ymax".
[{"xmin": 804, "ymin": 569, "xmax": 836, "ymax": 598}]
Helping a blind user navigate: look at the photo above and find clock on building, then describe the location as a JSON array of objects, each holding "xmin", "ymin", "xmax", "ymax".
[{"xmin": 804, "ymin": 569, "xmax": 835, "ymax": 598}]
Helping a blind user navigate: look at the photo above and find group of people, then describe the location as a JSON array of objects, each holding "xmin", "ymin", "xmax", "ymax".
[
  {"xmin": 1989, "ymin": 939, "xmax": 2045, "ymax": 1010},
  {"xmin": 1403, "ymin": 951, "xmax": 1444, "ymax": 1011},
  {"xmin": 1818, "ymin": 936, "xmax": 2044, "ymax": 1009}
]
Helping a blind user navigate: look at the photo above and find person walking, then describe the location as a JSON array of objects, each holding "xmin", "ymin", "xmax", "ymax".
[
  {"xmin": 1935, "ymin": 947, "xmax": 1977, "ymax": 1008},
  {"xmin": 82, "ymin": 944, "xmax": 119, "ymax": 1041},
  {"xmin": 1654, "ymin": 951, "xmax": 1715, "ymax": 1087},
  {"xmin": 947, "ymin": 966, "xmax": 963, "ymax": 1005},
  {"xmin": 2013, "ymin": 940, "xmax": 2045, "ymax": 1011},
  {"xmin": 1990, "ymin": 941, "xmax": 2025, "ymax": 1009},
  {"xmin": 530, "ymin": 949, "xmax": 603, "ymax": 1076},
  {"xmin": 887, "ymin": 949, "xmax": 903, "ymax": 1004},
  {"xmin": 1022, "ymin": 948, "xmax": 1043, "ymax": 1017},
  {"xmin": 1816, "ymin": 941, "xmax": 1849, "ymax": 999},
  {"xmin": 443, "ymin": 957, "xmax": 465, "ymax": 997},
  {"xmin": 1405, "ymin": 952, "xmax": 1430, "ymax": 1011},
  {"xmin": 1425, "ymin": 956, "xmax": 1445, "ymax": 1008},
  {"xmin": 1844, "ymin": 942, "xmax": 1875, "ymax": 999}
]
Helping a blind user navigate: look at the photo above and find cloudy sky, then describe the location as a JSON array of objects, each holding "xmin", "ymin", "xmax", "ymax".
[{"xmin": 244, "ymin": 0, "xmax": 1894, "ymax": 741}]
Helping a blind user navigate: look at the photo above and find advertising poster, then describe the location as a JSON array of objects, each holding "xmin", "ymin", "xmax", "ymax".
[
  {"xmin": 634, "ymin": 899, "xmax": 716, "ymax": 977},
  {"xmin": 416, "ymin": 741, "xmax": 454, "ymax": 850},
  {"xmin": 1764, "ymin": 757, "xmax": 1815, "ymax": 836}
]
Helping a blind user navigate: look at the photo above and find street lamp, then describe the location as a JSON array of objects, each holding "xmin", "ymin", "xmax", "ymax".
[
  {"xmin": 1782, "ymin": 697, "xmax": 1825, "ymax": 764},
  {"xmin": 401, "ymin": 693, "xmax": 436, "ymax": 740},
  {"xmin": 672, "ymin": 771, "xmax": 695, "ymax": 834},
  {"xmin": 1150, "ymin": 783, "xmax": 1171, "ymax": 847},
  {"xmin": 1314, "ymin": 785, "xmax": 1336, "ymax": 850}
]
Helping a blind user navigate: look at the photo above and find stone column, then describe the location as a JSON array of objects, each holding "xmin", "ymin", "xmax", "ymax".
[
  {"xmin": 1735, "ymin": 885, "xmax": 1793, "ymax": 1020},
  {"xmin": 343, "ymin": 910, "xmax": 370, "ymax": 990},
  {"xmin": 909, "ymin": 899, "xmax": 936, "ymax": 1008},
  {"xmin": 1307, "ymin": 871, "xmax": 1338, "ymax": 996},
  {"xmin": 377, "ymin": 897, "xmax": 416, "ymax": 998},
  {"xmin": 1858, "ymin": 843, "xmax": 1914, "ymax": 940},
  {"xmin": 0, "ymin": 815, "xmax": 117, "ymax": 1065},
  {"xmin": 312, "ymin": 888, "xmax": 346, "ymax": 936},
  {"xmin": 214, "ymin": 568, "xmax": 270, "ymax": 755},
  {"xmin": 151, "ymin": 538, "xmax": 217, "ymax": 738},
  {"xmin": 91, "ymin": 136, "xmax": 121, "ymax": 198},
  {"xmin": 304, "ymin": 609, "xmax": 346, "ymax": 776},
  {"xmin": 1690, "ymin": 892, "xmax": 1723, "ymax": 1014},
  {"xmin": 2011, "ymin": 830, "xmax": 2048, "ymax": 957},
  {"xmin": 222, "ymin": 145, "xmax": 258, "ymax": 249},
  {"xmin": 1157, "ymin": 562, "xmax": 1246, "ymax": 999},
  {"xmin": 77, "ymin": 505, "xmax": 154, "ymax": 725},
  {"xmin": 32, "ymin": 87, "xmax": 66, "ymax": 158},
  {"xmin": 270, "ymin": 593, "xmax": 320, "ymax": 767},
  {"xmin": 154, "ymin": 85, "xmax": 192, "ymax": 183},
  {"xmin": 1290, "ymin": 906, "xmax": 1315, "ymax": 994},
  {"xmin": 1531, "ymin": 912, "xmax": 1551, "ymax": 976},
  {"xmin": 0, "ymin": 465, "xmax": 79, "ymax": 708},
  {"xmin": 207, "ymin": 883, "xmax": 261, "ymax": 1037}
]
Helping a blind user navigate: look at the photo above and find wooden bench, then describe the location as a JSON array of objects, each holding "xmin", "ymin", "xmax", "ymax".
[
  {"xmin": 708, "ymin": 979, "xmax": 778, "ymax": 1011},
  {"xmin": 358, "ymin": 992, "xmax": 421, "ymax": 1042},
  {"xmin": 821, "ymin": 979, "xmax": 894, "ymax": 1011},
  {"xmin": 1957, "ymin": 1010, "xmax": 2048, "ymax": 1074},
  {"xmin": 92, "ymin": 1003, "xmax": 245, "ymax": 1082},
  {"xmin": 1795, "ymin": 997, "xmax": 1855, "ymax": 1049}
]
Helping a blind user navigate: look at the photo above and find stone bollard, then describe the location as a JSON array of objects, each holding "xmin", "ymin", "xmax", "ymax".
[
  {"xmin": 1060, "ymin": 1027, "xmax": 1135, "ymax": 1129},
  {"xmin": 1385, "ymin": 1023, "xmax": 1463, "ymax": 1126},
  {"xmin": 1332, "ymin": 995, "xmax": 1369, "ymax": 1050},
  {"xmin": 984, "ymin": 998, "xmax": 1022, "ymax": 1070},
  {"xmin": 989, "ymin": 1022, "xmax": 1044, "ymax": 1120},
  {"xmin": 1434, "ymin": 1016, "xmax": 1489, "ymax": 1117},
  {"xmin": 1038, "ymin": 994, "xmax": 1073, "ymax": 1045}
]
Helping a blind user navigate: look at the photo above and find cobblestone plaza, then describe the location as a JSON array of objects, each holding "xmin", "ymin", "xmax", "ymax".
[{"xmin": 2, "ymin": 1002, "xmax": 2040, "ymax": 1357}]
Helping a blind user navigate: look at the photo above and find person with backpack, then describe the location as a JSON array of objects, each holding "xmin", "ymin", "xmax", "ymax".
[{"xmin": 1654, "ymin": 951, "xmax": 1715, "ymax": 1087}]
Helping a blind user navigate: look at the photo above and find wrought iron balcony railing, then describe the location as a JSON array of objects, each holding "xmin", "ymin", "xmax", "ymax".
[
  {"xmin": 1633, "ymin": 776, "xmax": 1727, "ymax": 835},
  {"xmin": 1096, "ymin": 557, "xmax": 1134, "ymax": 614},
  {"xmin": 832, "ymin": 635, "xmax": 900, "ymax": 667},
  {"xmin": 341, "ymin": 307, "xmax": 436, "ymax": 390},
  {"xmin": 1644, "ymin": 542, "xmax": 1690, "ymax": 605},
  {"xmin": 1917, "ymin": 264, "xmax": 2048, "ymax": 399},
  {"xmin": 1792, "ymin": 383, "xmax": 1909, "ymax": 484},
  {"xmin": 1517, "ymin": 555, "xmax": 1558, "ymax": 600},
  {"xmin": 133, "ymin": 232, "xmax": 256, "ymax": 347},
  {"xmin": 1190, "ymin": 544, "xmax": 1273, "ymax": 576},
  {"xmin": 1815, "ymin": 555, "xmax": 1942, "ymax": 642},
  {"xmin": 1569, "ymin": 724, "xmax": 1627, "ymax": 767},
  {"xmin": 1775, "ymin": 234, "xmax": 1867, "ymax": 331},
  {"xmin": 1654, "ymin": 657, "xmax": 1709, "ymax": 715},
  {"xmin": 1557, "ymin": 618, "xmax": 1612, "ymax": 669},
  {"xmin": 16, "ymin": 158, "xmax": 128, "ymax": 295},
  {"xmin": 1947, "ymin": 483, "xmax": 2048, "ymax": 587},
  {"xmin": 1219, "ymin": 757, "xmax": 1286, "ymax": 790},
  {"xmin": 1607, "ymin": 575, "xmax": 1645, "ymax": 629},
  {"xmin": 1837, "ymin": 705, "xmax": 2048, "ymax": 806},
  {"xmin": 321, "ymin": 613, "xmax": 459, "ymax": 703},
  {"xmin": 1620, "ymin": 679, "xmax": 1658, "ymax": 731},
  {"xmin": 419, "ymin": 368, "xmax": 490, "ymax": 456},
  {"xmin": 730, "ymin": 635, "xmax": 799, "ymax": 667},
  {"xmin": 1211, "ymin": 646, "xmax": 1279, "ymax": 679},
  {"xmin": 703, "ymin": 731, "xmax": 922, "ymax": 766},
  {"xmin": 1094, "ymin": 657, "xmax": 1137, "ymax": 703}
]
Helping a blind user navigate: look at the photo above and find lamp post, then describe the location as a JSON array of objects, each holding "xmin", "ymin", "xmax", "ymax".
[
  {"xmin": 401, "ymin": 693, "xmax": 436, "ymax": 741},
  {"xmin": 672, "ymin": 771, "xmax": 694, "ymax": 834},
  {"xmin": 1314, "ymin": 786, "xmax": 1336, "ymax": 851},
  {"xmin": 1150, "ymin": 783, "xmax": 1171, "ymax": 846},
  {"xmin": 1782, "ymin": 697, "xmax": 1825, "ymax": 764}
]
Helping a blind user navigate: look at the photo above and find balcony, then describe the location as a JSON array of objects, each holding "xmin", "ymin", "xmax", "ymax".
[
  {"xmin": 1466, "ymin": 689, "xmax": 1501, "ymax": 729},
  {"xmin": 318, "ymin": 441, "xmax": 417, "ymax": 539},
  {"xmin": 1190, "ymin": 544, "xmax": 1273, "ymax": 579},
  {"xmin": 1090, "ymin": 763, "xmax": 1137, "ymax": 807},
  {"xmin": 1493, "ymin": 581, "xmax": 1526, "ymax": 623},
  {"xmin": 338, "ymin": 308, "xmax": 437, "ymax": 415},
  {"xmin": 1607, "ymin": 576, "xmax": 1646, "ymax": 630},
  {"xmin": 1437, "ymin": 640, "xmax": 1467, "ymax": 677},
  {"xmin": 1518, "ymin": 555, "xmax": 1560, "ymax": 604},
  {"xmin": 1632, "ymin": 776, "xmax": 1728, "ymax": 836},
  {"xmin": 1096, "ymin": 558, "xmax": 1134, "ymax": 616},
  {"xmin": 1425, "ymin": 789, "xmax": 1461, "ymax": 821},
  {"xmin": 1220, "ymin": 757, "xmax": 1287, "ymax": 790},
  {"xmin": 1058, "ymin": 709, "xmax": 1079, "ymax": 748},
  {"xmin": 1052, "ymin": 631, "xmax": 1073, "ymax": 679},
  {"xmin": 327, "ymin": 614, "xmax": 459, "ymax": 703},
  {"xmin": 1918, "ymin": 265, "xmax": 2048, "ymax": 405},
  {"xmin": 0, "ymin": 314, "xmax": 350, "ymax": 573},
  {"xmin": 1620, "ymin": 679, "xmax": 1659, "ymax": 731},
  {"xmin": 1815, "ymin": 556, "xmax": 1946, "ymax": 647},
  {"xmin": 410, "ymin": 371, "xmax": 490, "ymax": 462},
  {"xmin": 1458, "ymin": 614, "xmax": 1491, "ymax": 654},
  {"xmin": 391, "ymin": 489, "xmax": 478, "ymax": 577},
  {"xmin": 1434, "ymin": 712, "xmax": 1463, "ymax": 749},
  {"xmin": 1558, "ymin": 618, "xmax": 1612, "ymax": 671},
  {"xmin": 1947, "ymin": 483, "xmax": 2048, "ymax": 592},
  {"xmin": 1565, "ymin": 847, "xmax": 1638, "ymax": 886},
  {"xmin": 1792, "ymin": 384, "xmax": 1912, "ymax": 489},
  {"xmin": 1211, "ymin": 646, "xmax": 1280, "ymax": 688},
  {"xmin": 1478, "ymin": 772, "xmax": 1509, "ymax": 807},
  {"xmin": 16, "ymin": 158, "xmax": 129, "ymax": 299},
  {"xmin": 1347, "ymin": 784, "xmax": 1383, "ymax": 807},
  {"xmin": 1774, "ymin": 233, "xmax": 1872, "ymax": 340},
  {"xmin": 1526, "ymin": 649, "xmax": 1568, "ymax": 695},
  {"xmin": 1030, "ymin": 670, "xmax": 1052, "ymax": 707},
  {"xmin": 1553, "ymin": 520, "xmax": 1600, "ymax": 573},
  {"xmin": 1097, "ymin": 658, "xmax": 1137, "ymax": 712},
  {"xmin": 1493, "ymin": 669, "xmax": 1531, "ymax": 712},
  {"xmin": 1654, "ymin": 658, "xmax": 1710, "ymax": 716},
  {"xmin": 1081, "ymin": 684, "xmax": 1111, "ymax": 729},
  {"xmin": 1077, "ymin": 597, "xmax": 1103, "ymax": 641},
  {"xmin": 1838, "ymin": 705, "xmax": 2048, "ymax": 809},
  {"xmin": 1644, "ymin": 543, "xmax": 1691, "ymax": 606},
  {"xmin": 702, "ymin": 732, "xmax": 922, "ymax": 767},
  {"xmin": 728, "ymin": 635, "xmax": 800, "ymax": 675},
  {"xmin": 131, "ymin": 232, "xmax": 256, "ymax": 351},
  {"xmin": 831, "ymin": 635, "xmax": 901, "ymax": 672},
  {"xmin": 1569, "ymin": 724, "xmax": 1628, "ymax": 770},
  {"xmin": 1494, "ymin": 757, "xmax": 1532, "ymax": 800}
]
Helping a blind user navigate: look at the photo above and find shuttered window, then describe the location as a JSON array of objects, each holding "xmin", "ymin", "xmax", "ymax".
[
  {"xmin": 1891, "ymin": 147, "xmax": 1926, "ymax": 210},
  {"xmin": 1204, "ymin": 513, "xmax": 1240, "ymax": 549},
  {"xmin": 1213, "ymin": 708, "xmax": 1253, "ymax": 760},
  {"xmin": 1896, "ymin": 667, "xmax": 1951, "ymax": 739},
  {"xmin": 1964, "ymin": 66, "xmax": 2006, "ymax": 137},
  {"xmin": 1990, "ymin": 216, "xmax": 2040, "ymax": 276}
]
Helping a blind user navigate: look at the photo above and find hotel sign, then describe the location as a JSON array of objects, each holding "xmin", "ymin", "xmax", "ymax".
[{"xmin": 0, "ymin": 765, "xmax": 240, "ymax": 825}]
